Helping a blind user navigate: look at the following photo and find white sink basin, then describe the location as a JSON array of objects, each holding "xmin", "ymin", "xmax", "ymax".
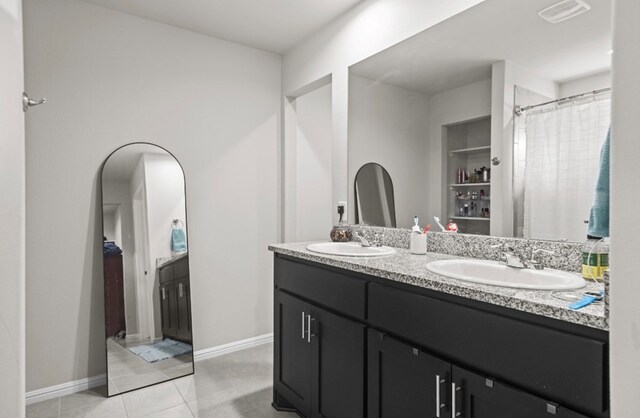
[
  {"xmin": 426, "ymin": 259, "xmax": 586, "ymax": 290},
  {"xmin": 306, "ymin": 242, "xmax": 396, "ymax": 257}
]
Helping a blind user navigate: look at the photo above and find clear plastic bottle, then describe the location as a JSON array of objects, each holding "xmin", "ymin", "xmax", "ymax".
[{"xmin": 581, "ymin": 238, "xmax": 609, "ymax": 281}]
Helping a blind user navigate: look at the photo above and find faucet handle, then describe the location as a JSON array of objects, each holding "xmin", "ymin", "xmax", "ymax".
[{"xmin": 529, "ymin": 247, "xmax": 555, "ymax": 270}]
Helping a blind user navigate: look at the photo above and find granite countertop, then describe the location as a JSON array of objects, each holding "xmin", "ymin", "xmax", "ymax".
[
  {"xmin": 156, "ymin": 252, "xmax": 188, "ymax": 268},
  {"xmin": 269, "ymin": 242, "xmax": 607, "ymax": 331}
]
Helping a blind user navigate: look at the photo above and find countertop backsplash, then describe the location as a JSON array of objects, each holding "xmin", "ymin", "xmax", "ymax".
[{"xmin": 348, "ymin": 224, "xmax": 583, "ymax": 272}]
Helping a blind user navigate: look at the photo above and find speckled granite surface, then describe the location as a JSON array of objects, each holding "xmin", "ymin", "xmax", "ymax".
[
  {"xmin": 268, "ymin": 242, "xmax": 607, "ymax": 331},
  {"xmin": 349, "ymin": 225, "xmax": 583, "ymax": 272}
]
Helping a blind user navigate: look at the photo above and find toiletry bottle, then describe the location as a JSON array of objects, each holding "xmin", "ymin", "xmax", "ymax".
[{"xmin": 582, "ymin": 238, "xmax": 609, "ymax": 281}]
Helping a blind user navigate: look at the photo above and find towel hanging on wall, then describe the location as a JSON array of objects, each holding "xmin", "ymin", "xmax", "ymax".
[{"xmin": 171, "ymin": 219, "xmax": 187, "ymax": 254}]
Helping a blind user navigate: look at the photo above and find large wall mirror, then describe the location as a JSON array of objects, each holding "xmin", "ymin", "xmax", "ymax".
[
  {"xmin": 348, "ymin": 0, "xmax": 612, "ymax": 241},
  {"xmin": 101, "ymin": 143, "xmax": 193, "ymax": 396}
]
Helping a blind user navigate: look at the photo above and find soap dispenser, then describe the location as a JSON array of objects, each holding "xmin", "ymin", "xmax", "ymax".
[{"xmin": 330, "ymin": 204, "xmax": 352, "ymax": 242}]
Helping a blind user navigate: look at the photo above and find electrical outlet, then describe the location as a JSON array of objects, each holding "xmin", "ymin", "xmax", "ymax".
[{"xmin": 338, "ymin": 201, "xmax": 347, "ymax": 222}]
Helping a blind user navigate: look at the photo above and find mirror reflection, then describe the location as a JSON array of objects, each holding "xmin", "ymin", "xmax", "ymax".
[
  {"xmin": 348, "ymin": 0, "xmax": 612, "ymax": 241},
  {"xmin": 354, "ymin": 163, "xmax": 397, "ymax": 227},
  {"xmin": 101, "ymin": 143, "xmax": 193, "ymax": 396}
]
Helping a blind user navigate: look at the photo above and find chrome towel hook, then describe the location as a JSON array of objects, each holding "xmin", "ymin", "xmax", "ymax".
[{"xmin": 22, "ymin": 92, "xmax": 46, "ymax": 112}]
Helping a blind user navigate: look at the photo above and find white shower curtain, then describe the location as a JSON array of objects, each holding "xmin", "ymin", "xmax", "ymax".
[{"xmin": 523, "ymin": 96, "xmax": 610, "ymax": 241}]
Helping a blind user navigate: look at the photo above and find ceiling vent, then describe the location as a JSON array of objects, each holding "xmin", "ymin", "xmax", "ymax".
[{"xmin": 538, "ymin": 0, "xmax": 591, "ymax": 23}]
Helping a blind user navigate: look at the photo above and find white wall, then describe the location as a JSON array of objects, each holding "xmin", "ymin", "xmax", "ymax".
[
  {"xmin": 283, "ymin": 0, "xmax": 485, "ymax": 226},
  {"xmin": 559, "ymin": 71, "xmax": 612, "ymax": 98},
  {"xmin": 348, "ymin": 75, "xmax": 430, "ymax": 229},
  {"xmin": 490, "ymin": 61, "xmax": 557, "ymax": 236},
  {"xmin": 428, "ymin": 79, "xmax": 493, "ymax": 224},
  {"xmin": 295, "ymin": 83, "xmax": 333, "ymax": 241},
  {"xmin": 610, "ymin": 0, "xmax": 640, "ymax": 414},
  {"xmin": 102, "ymin": 180, "xmax": 138, "ymax": 335},
  {"xmin": 0, "ymin": 0, "xmax": 25, "ymax": 415},
  {"xmin": 24, "ymin": 0, "xmax": 281, "ymax": 392}
]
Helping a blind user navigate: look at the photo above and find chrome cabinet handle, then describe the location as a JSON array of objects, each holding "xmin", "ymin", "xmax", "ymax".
[
  {"xmin": 306, "ymin": 315, "xmax": 315, "ymax": 343},
  {"xmin": 162, "ymin": 287, "xmax": 166, "ymax": 300},
  {"xmin": 436, "ymin": 375, "xmax": 446, "ymax": 417},
  {"xmin": 301, "ymin": 311, "xmax": 306, "ymax": 340},
  {"xmin": 452, "ymin": 382, "xmax": 462, "ymax": 417},
  {"xmin": 178, "ymin": 283, "xmax": 183, "ymax": 298}
]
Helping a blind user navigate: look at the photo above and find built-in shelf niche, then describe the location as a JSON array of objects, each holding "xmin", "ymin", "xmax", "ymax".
[{"xmin": 443, "ymin": 116, "xmax": 492, "ymax": 235}]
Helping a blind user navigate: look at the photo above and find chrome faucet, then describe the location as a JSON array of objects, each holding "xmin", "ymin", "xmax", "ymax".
[
  {"xmin": 354, "ymin": 232, "xmax": 371, "ymax": 247},
  {"xmin": 354, "ymin": 232, "xmax": 383, "ymax": 247},
  {"xmin": 491, "ymin": 243, "xmax": 555, "ymax": 270},
  {"xmin": 529, "ymin": 247, "xmax": 555, "ymax": 270}
]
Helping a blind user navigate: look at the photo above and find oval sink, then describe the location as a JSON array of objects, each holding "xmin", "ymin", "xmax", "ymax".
[
  {"xmin": 306, "ymin": 242, "xmax": 396, "ymax": 257},
  {"xmin": 426, "ymin": 259, "xmax": 586, "ymax": 290}
]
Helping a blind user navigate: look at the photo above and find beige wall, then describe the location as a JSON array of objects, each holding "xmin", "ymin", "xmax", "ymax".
[
  {"xmin": 610, "ymin": 0, "xmax": 640, "ymax": 415},
  {"xmin": 24, "ymin": 0, "xmax": 281, "ymax": 391},
  {"xmin": 0, "ymin": 0, "xmax": 25, "ymax": 415}
]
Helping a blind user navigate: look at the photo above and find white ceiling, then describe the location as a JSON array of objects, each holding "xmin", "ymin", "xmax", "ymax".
[
  {"xmin": 79, "ymin": 0, "xmax": 362, "ymax": 54},
  {"xmin": 350, "ymin": 0, "xmax": 612, "ymax": 96},
  {"xmin": 102, "ymin": 144, "xmax": 169, "ymax": 181}
]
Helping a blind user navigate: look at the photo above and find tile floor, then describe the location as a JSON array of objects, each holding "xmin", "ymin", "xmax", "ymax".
[
  {"xmin": 107, "ymin": 337, "xmax": 193, "ymax": 395},
  {"xmin": 26, "ymin": 343, "xmax": 299, "ymax": 417}
]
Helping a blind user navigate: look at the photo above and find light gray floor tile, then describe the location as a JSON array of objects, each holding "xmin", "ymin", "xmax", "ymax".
[
  {"xmin": 59, "ymin": 396, "xmax": 127, "ymax": 418},
  {"xmin": 26, "ymin": 343, "xmax": 290, "ymax": 418},
  {"xmin": 59, "ymin": 388, "xmax": 107, "ymax": 412},
  {"xmin": 122, "ymin": 380, "xmax": 186, "ymax": 418},
  {"xmin": 243, "ymin": 405, "xmax": 299, "ymax": 417},
  {"xmin": 142, "ymin": 403, "xmax": 194, "ymax": 418},
  {"xmin": 26, "ymin": 398, "xmax": 60, "ymax": 418}
]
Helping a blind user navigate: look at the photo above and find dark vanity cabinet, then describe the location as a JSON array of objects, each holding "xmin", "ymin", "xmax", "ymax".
[
  {"xmin": 368, "ymin": 330, "xmax": 450, "ymax": 418},
  {"xmin": 159, "ymin": 255, "xmax": 192, "ymax": 343},
  {"xmin": 273, "ymin": 254, "xmax": 609, "ymax": 418},
  {"xmin": 274, "ymin": 287, "xmax": 366, "ymax": 418}
]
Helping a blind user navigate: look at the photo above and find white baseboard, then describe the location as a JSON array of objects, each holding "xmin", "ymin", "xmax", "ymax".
[
  {"xmin": 25, "ymin": 333, "xmax": 273, "ymax": 405},
  {"xmin": 193, "ymin": 333, "xmax": 273, "ymax": 362},
  {"xmin": 26, "ymin": 374, "xmax": 107, "ymax": 405}
]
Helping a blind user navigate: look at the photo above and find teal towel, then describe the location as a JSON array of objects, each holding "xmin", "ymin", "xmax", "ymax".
[
  {"xmin": 588, "ymin": 128, "xmax": 610, "ymax": 238},
  {"xmin": 171, "ymin": 227, "xmax": 187, "ymax": 253}
]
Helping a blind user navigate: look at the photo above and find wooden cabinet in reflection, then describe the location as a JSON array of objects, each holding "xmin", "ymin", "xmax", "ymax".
[
  {"xmin": 159, "ymin": 255, "xmax": 192, "ymax": 343},
  {"xmin": 104, "ymin": 254, "xmax": 126, "ymax": 337}
]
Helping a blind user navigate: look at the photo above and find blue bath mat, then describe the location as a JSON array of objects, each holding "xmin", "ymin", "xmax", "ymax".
[{"xmin": 128, "ymin": 339, "xmax": 192, "ymax": 363}]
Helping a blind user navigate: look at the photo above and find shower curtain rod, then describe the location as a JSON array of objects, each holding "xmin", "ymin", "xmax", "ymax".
[{"xmin": 514, "ymin": 87, "xmax": 611, "ymax": 116}]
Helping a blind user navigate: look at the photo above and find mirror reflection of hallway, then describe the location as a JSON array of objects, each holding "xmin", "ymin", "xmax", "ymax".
[{"xmin": 101, "ymin": 143, "xmax": 193, "ymax": 396}]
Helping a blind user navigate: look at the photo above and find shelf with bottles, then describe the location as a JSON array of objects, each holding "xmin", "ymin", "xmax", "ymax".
[
  {"xmin": 449, "ymin": 145, "xmax": 491, "ymax": 156},
  {"xmin": 450, "ymin": 182, "xmax": 491, "ymax": 188}
]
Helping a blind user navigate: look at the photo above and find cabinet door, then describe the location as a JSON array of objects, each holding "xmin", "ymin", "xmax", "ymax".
[
  {"xmin": 176, "ymin": 278, "xmax": 192, "ymax": 342},
  {"xmin": 368, "ymin": 330, "xmax": 450, "ymax": 418},
  {"xmin": 274, "ymin": 291, "xmax": 312, "ymax": 417},
  {"xmin": 310, "ymin": 305, "xmax": 366, "ymax": 418},
  {"xmin": 161, "ymin": 282, "xmax": 178, "ymax": 339},
  {"xmin": 452, "ymin": 365, "xmax": 589, "ymax": 418}
]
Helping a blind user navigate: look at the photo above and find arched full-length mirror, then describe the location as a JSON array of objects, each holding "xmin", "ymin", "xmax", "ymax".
[
  {"xmin": 101, "ymin": 143, "xmax": 193, "ymax": 396},
  {"xmin": 354, "ymin": 163, "xmax": 397, "ymax": 228}
]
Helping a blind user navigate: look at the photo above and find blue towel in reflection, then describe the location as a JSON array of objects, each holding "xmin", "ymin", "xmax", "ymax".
[
  {"xmin": 588, "ymin": 128, "xmax": 610, "ymax": 238},
  {"xmin": 171, "ymin": 226, "xmax": 187, "ymax": 253}
]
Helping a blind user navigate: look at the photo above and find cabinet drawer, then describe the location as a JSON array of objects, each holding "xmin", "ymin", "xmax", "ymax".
[
  {"xmin": 173, "ymin": 257, "xmax": 189, "ymax": 279},
  {"xmin": 275, "ymin": 256, "xmax": 366, "ymax": 320},
  {"xmin": 368, "ymin": 283, "xmax": 607, "ymax": 417},
  {"xmin": 159, "ymin": 265, "xmax": 174, "ymax": 283}
]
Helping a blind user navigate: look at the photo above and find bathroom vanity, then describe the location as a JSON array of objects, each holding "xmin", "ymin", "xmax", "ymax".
[
  {"xmin": 269, "ymin": 242, "xmax": 608, "ymax": 418},
  {"xmin": 158, "ymin": 254, "xmax": 192, "ymax": 343}
]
